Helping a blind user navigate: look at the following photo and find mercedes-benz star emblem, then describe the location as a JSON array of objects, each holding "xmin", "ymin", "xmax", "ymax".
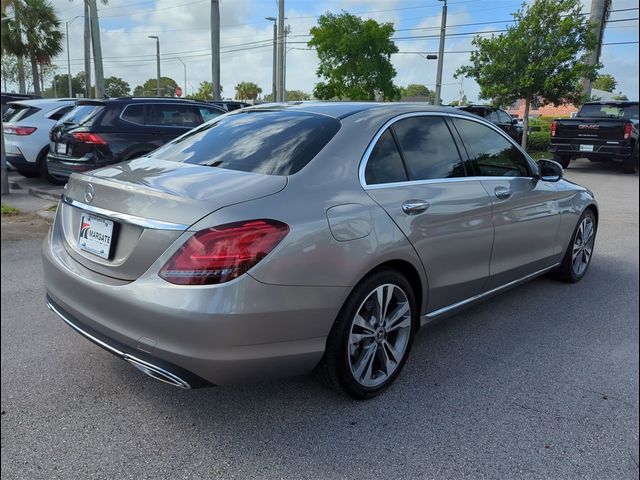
[{"xmin": 85, "ymin": 184, "xmax": 95, "ymax": 204}]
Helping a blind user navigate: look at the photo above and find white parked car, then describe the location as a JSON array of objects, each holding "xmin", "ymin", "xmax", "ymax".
[{"xmin": 4, "ymin": 98, "xmax": 77, "ymax": 183}]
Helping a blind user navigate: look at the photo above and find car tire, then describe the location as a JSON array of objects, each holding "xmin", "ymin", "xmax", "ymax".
[
  {"xmin": 552, "ymin": 209, "xmax": 597, "ymax": 283},
  {"xmin": 622, "ymin": 145, "xmax": 639, "ymax": 174},
  {"xmin": 319, "ymin": 269, "xmax": 418, "ymax": 399},
  {"xmin": 553, "ymin": 154, "xmax": 571, "ymax": 169},
  {"xmin": 37, "ymin": 147, "xmax": 66, "ymax": 185}
]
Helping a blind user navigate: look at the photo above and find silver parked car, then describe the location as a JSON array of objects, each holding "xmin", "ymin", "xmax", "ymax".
[{"xmin": 43, "ymin": 103, "xmax": 598, "ymax": 398}]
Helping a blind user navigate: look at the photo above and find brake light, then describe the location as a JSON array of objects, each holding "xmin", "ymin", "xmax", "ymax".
[
  {"xmin": 551, "ymin": 120, "xmax": 558, "ymax": 137},
  {"xmin": 623, "ymin": 123, "xmax": 633, "ymax": 140},
  {"xmin": 71, "ymin": 132, "xmax": 107, "ymax": 145},
  {"xmin": 159, "ymin": 219, "xmax": 290, "ymax": 285},
  {"xmin": 3, "ymin": 126, "xmax": 37, "ymax": 135}
]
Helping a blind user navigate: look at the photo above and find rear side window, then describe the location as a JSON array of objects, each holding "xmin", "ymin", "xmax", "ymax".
[
  {"xmin": 453, "ymin": 118, "xmax": 530, "ymax": 177},
  {"xmin": 146, "ymin": 104, "xmax": 201, "ymax": 127},
  {"xmin": 47, "ymin": 105, "xmax": 73, "ymax": 121},
  {"xmin": 391, "ymin": 116, "xmax": 465, "ymax": 181},
  {"xmin": 121, "ymin": 104, "xmax": 145, "ymax": 124},
  {"xmin": 62, "ymin": 105, "xmax": 104, "ymax": 125},
  {"xmin": 198, "ymin": 106, "xmax": 222, "ymax": 122},
  {"xmin": 148, "ymin": 110, "xmax": 341, "ymax": 176},
  {"xmin": 365, "ymin": 130, "xmax": 408, "ymax": 185}
]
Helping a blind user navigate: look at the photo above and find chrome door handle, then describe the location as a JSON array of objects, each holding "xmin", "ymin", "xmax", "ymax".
[
  {"xmin": 402, "ymin": 199, "xmax": 430, "ymax": 215},
  {"xmin": 494, "ymin": 187, "xmax": 512, "ymax": 200}
]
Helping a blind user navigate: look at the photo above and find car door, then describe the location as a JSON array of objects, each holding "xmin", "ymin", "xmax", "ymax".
[
  {"xmin": 362, "ymin": 114, "xmax": 494, "ymax": 313},
  {"xmin": 451, "ymin": 116, "xmax": 563, "ymax": 289},
  {"xmin": 145, "ymin": 103, "xmax": 197, "ymax": 144}
]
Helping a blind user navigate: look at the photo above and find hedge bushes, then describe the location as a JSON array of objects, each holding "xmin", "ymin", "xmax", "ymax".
[{"xmin": 527, "ymin": 117, "xmax": 553, "ymax": 151}]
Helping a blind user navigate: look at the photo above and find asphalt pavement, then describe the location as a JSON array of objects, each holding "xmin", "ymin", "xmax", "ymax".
[{"xmin": 1, "ymin": 159, "xmax": 638, "ymax": 480}]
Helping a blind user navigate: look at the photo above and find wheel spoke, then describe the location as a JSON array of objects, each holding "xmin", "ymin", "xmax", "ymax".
[
  {"xmin": 583, "ymin": 221, "xmax": 594, "ymax": 243},
  {"xmin": 383, "ymin": 339, "xmax": 401, "ymax": 365},
  {"xmin": 352, "ymin": 314, "xmax": 375, "ymax": 334},
  {"xmin": 376, "ymin": 343, "xmax": 391, "ymax": 376},
  {"xmin": 573, "ymin": 254, "xmax": 582, "ymax": 273},
  {"xmin": 385, "ymin": 302, "xmax": 410, "ymax": 330},
  {"xmin": 353, "ymin": 344, "xmax": 376, "ymax": 383},
  {"xmin": 387, "ymin": 315, "xmax": 411, "ymax": 333},
  {"xmin": 350, "ymin": 332, "xmax": 374, "ymax": 345}
]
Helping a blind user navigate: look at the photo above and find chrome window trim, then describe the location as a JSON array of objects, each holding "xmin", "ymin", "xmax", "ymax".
[
  {"xmin": 359, "ymin": 111, "xmax": 540, "ymax": 189},
  {"xmin": 62, "ymin": 195, "xmax": 189, "ymax": 231},
  {"xmin": 422, "ymin": 263, "xmax": 560, "ymax": 320}
]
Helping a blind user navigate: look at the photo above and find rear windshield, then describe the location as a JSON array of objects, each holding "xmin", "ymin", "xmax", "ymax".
[
  {"xmin": 578, "ymin": 103, "xmax": 639, "ymax": 120},
  {"xmin": 147, "ymin": 110, "xmax": 341, "ymax": 175},
  {"xmin": 5, "ymin": 106, "xmax": 40, "ymax": 122},
  {"xmin": 62, "ymin": 104, "xmax": 104, "ymax": 125}
]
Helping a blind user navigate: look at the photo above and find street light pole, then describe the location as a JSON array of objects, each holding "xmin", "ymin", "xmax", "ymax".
[
  {"xmin": 1, "ymin": 17, "xmax": 11, "ymax": 195},
  {"xmin": 434, "ymin": 0, "xmax": 448, "ymax": 106},
  {"xmin": 148, "ymin": 36, "xmax": 161, "ymax": 96},
  {"xmin": 266, "ymin": 17, "xmax": 277, "ymax": 101},
  {"xmin": 66, "ymin": 16, "xmax": 81, "ymax": 98}
]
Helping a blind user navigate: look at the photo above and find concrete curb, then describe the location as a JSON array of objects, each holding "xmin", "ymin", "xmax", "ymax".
[
  {"xmin": 35, "ymin": 209, "xmax": 56, "ymax": 222},
  {"xmin": 28, "ymin": 187, "xmax": 63, "ymax": 203}
]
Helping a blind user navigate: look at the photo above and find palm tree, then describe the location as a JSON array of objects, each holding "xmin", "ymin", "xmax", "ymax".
[
  {"xmin": 1, "ymin": 2, "xmax": 27, "ymax": 93},
  {"xmin": 1, "ymin": 0, "xmax": 63, "ymax": 95}
]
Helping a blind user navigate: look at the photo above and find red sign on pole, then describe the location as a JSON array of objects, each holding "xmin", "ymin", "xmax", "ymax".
[{"xmin": 175, "ymin": 86, "xmax": 183, "ymax": 97}]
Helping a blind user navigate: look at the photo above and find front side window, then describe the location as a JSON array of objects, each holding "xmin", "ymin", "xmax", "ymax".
[
  {"xmin": 453, "ymin": 118, "xmax": 530, "ymax": 177},
  {"xmin": 391, "ymin": 116, "xmax": 465, "ymax": 181},
  {"xmin": 497, "ymin": 110, "xmax": 513, "ymax": 124},
  {"xmin": 120, "ymin": 104, "xmax": 145, "ymax": 124},
  {"xmin": 364, "ymin": 129, "xmax": 408, "ymax": 185},
  {"xmin": 198, "ymin": 106, "xmax": 222, "ymax": 122}
]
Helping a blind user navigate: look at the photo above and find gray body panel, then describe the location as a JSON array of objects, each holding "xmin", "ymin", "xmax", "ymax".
[{"xmin": 42, "ymin": 102, "xmax": 598, "ymax": 386}]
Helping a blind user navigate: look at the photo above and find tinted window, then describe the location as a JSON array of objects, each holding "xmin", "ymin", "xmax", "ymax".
[
  {"xmin": 146, "ymin": 104, "xmax": 201, "ymax": 127},
  {"xmin": 392, "ymin": 116, "xmax": 464, "ymax": 180},
  {"xmin": 365, "ymin": 130, "xmax": 408, "ymax": 185},
  {"xmin": 121, "ymin": 104, "xmax": 145, "ymax": 124},
  {"xmin": 578, "ymin": 103, "xmax": 639, "ymax": 120},
  {"xmin": 48, "ymin": 105, "xmax": 73, "ymax": 121},
  {"xmin": 453, "ymin": 118, "xmax": 530, "ymax": 177},
  {"xmin": 7, "ymin": 106, "xmax": 40, "ymax": 122},
  {"xmin": 497, "ymin": 110, "xmax": 512, "ymax": 123},
  {"xmin": 486, "ymin": 110, "xmax": 500, "ymax": 122},
  {"xmin": 148, "ymin": 110, "xmax": 341, "ymax": 176},
  {"xmin": 198, "ymin": 106, "xmax": 222, "ymax": 122},
  {"xmin": 62, "ymin": 105, "xmax": 104, "ymax": 125}
]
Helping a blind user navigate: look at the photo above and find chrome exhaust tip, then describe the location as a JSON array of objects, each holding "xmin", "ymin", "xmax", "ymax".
[{"xmin": 124, "ymin": 355, "xmax": 191, "ymax": 389}]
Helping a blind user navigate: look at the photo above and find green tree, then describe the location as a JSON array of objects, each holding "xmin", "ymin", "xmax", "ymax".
[
  {"xmin": 234, "ymin": 81, "xmax": 262, "ymax": 101},
  {"xmin": 592, "ymin": 73, "xmax": 617, "ymax": 92},
  {"xmin": 612, "ymin": 92, "xmax": 628, "ymax": 101},
  {"xmin": 104, "ymin": 76, "xmax": 130, "ymax": 97},
  {"xmin": 42, "ymin": 71, "xmax": 92, "ymax": 98},
  {"xmin": 456, "ymin": 0, "xmax": 598, "ymax": 149},
  {"xmin": 308, "ymin": 12, "xmax": 399, "ymax": 101},
  {"xmin": 188, "ymin": 81, "xmax": 222, "ymax": 100},
  {"xmin": 285, "ymin": 89, "xmax": 311, "ymax": 101},
  {"xmin": 2, "ymin": 0, "xmax": 64, "ymax": 96},
  {"xmin": 133, "ymin": 77, "xmax": 178, "ymax": 97},
  {"xmin": 400, "ymin": 84, "xmax": 431, "ymax": 98}
]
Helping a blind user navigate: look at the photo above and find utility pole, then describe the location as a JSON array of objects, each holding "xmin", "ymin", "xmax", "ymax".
[
  {"xmin": 266, "ymin": 17, "xmax": 277, "ymax": 101},
  {"xmin": 88, "ymin": 0, "xmax": 105, "ymax": 98},
  {"xmin": 148, "ymin": 36, "xmax": 161, "ymax": 96},
  {"xmin": 434, "ymin": 0, "xmax": 447, "ymax": 106},
  {"xmin": 211, "ymin": 0, "xmax": 221, "ymax": 100},
  {"xmin": 276, "ymin": 0, "xmax": 285, "ymax": 102},
  {"xmin": 175, "ymin": 58, "xmax": 187, "ymax": 97},
  {"xmin": 582, "ymin": 0, "xmax": 607, "ymax": 99},
  {"xmin": 83, "ymin": 1, "xmax": 91, "ymax": 98},
  {"xmin": 65, "ymin": 16, "xmax": 81, "ymax": 98},
  {"xmin": 1, "ymin": 17, "xmax": 10, "ymax": 194},
  {"xmin": 283, "ymin": 24, "xmax": 290, "ymax": 101}
]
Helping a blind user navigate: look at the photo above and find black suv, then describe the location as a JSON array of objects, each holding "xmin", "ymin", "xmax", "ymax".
[
  {"xmin": 455, "ymin": 105, "xmax": 523, "ymax": 143},
  {"xmin": 47, "ymin": 97, "xmax": 225, "ymax": 179}
]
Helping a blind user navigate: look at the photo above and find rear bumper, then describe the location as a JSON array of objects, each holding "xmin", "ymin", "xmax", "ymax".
[
  {"xmin": 550, "ymin": 142, "xmax": 633, "ymax": 159},
  {"xmin": 42, "ymin": 213, "xmax": 345, "ymax": 386},
  {"xmin": 6, "ymin": 152, "xmax": 38, "ymax": 173},
  {"xmin": 47, "ymin": 153, "xmax": 116, "ymax": 178}
]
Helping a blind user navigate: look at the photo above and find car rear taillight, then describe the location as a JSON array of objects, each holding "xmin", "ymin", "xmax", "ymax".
[
  {"xmin": 3, "ymin": 126, "xmax": 37, "ymax": 135},
  {"xmin": 623, "ymin": 123, "xmax": 633, "ymax": 140},
  {"xmin": 71, "ymin": 132, "xmax": 107, "ymax": 145},
  {"xmin": 159, "ymin": 219, "xmax": 290, "ymax": 285},
  {"xmin": 551, "ymin": 120, "xmax": 558, "ymax": 137}
]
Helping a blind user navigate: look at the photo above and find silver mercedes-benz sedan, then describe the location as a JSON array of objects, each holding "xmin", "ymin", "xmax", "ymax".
[{"xmin": 43, "ymin": 102, "xmax": 598, "ymax": 398}]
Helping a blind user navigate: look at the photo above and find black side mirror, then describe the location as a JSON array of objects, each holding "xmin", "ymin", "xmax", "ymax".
[
  {"xmin": 511, "ymin": 118, "xmax": 518, "ymax": 125},
  {"xmin": 537, "ymin": 159, "xmax": 563, "ymax": 182}
]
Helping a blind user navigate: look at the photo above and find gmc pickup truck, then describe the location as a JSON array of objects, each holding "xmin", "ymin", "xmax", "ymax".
[{"xmin": 550, "ymin": 101, "xmax": 639, "ymax": 174}]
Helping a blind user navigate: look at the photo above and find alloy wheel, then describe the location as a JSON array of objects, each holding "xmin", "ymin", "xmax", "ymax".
[{"xmin": 572, "ymin": 217, "xmax": 595, "ymax": 276}]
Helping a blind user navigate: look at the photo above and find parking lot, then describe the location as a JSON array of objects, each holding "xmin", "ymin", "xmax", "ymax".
[{"xmin": 1, "ymin": 159, "xmax": 638, "ymax": 480}]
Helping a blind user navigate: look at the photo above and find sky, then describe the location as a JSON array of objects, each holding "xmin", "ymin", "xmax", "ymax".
[{"xmin": 14, "ymin": 0, "xmax": 640, "ymax": 101}]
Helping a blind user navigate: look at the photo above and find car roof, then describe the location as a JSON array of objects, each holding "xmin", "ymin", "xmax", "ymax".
[
  {"xmin": 241, "ymin": 101, "xmax": 471, "ymax": 120},
  {"xmin": 582, "ymin": 101, "xmax": 638, "ymax": 106},
  {"xmin": 7, "ymin": 98, "xmax": 77, "ymax": 108}
]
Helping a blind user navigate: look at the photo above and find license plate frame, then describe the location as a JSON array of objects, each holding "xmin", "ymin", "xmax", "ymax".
[
  {"xmin": 579, "ymin": 144, "xmax": 594, "ymax": 152},
  {"xmin": 77, "ymin": 213, "xmax": 116, "ymax": 259}
]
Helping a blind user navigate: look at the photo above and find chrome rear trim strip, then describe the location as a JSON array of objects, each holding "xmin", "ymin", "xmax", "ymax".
[
  {"xmin": 62, "ymin": 195, "xmax": 189, "ymax": 231},
  {"xmin": 423, "ymin": 264, "xmax": 560, "ymax": 319},
  {"xmin": 46, "ymin": 299, "xmax": 191, "ymax": 389}
]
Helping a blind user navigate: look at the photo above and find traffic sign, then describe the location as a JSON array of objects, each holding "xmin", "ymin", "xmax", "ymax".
[{"xmin": 175, "ymin": 86, "xmax": 183, "ymax": 97}]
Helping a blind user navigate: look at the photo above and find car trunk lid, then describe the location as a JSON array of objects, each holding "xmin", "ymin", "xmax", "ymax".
[{"xmin": 58, "ymin": 157, "xmax": 287, "ymax": 280}]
